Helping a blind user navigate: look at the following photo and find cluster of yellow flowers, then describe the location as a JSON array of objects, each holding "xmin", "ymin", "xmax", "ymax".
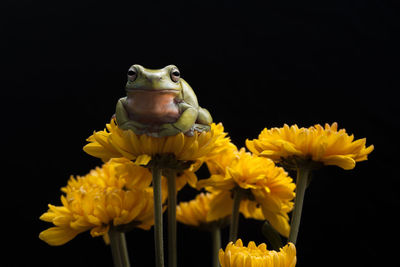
[
  {"xmin": 39, "ymin": 158, "xmax": 157, "ymax": 245},
  {"xmin": 40, "ymin": 119, "xmax": 373, "ymax": 266},
  {"xmin": 40, "ymin": 121, "xmax": 232, "ymax": 245}
]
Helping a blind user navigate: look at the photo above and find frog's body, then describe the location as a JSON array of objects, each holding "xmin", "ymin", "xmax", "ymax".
[{"xmin": 115, "ymin": 64, "xmax": 212, "ymax": 137}]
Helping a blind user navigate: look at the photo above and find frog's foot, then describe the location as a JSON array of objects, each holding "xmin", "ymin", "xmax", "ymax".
[
  {"xmin": 156, "ymin": 123, "xmax": 181, "ymax": 137},
  {"xmin": 118, "ymin": 120, "xmax": 148, "ymax": 135},
  {"xmin": 192, "ymin": 123, "xmax": 211, "ymax": 133},
  {"xmin": 183, "ymin": 124, "xmax": 210, "ymax": 136},
  {"xmin": 184, "ymin": 127, "xmax": 195, "ymax": 137}
]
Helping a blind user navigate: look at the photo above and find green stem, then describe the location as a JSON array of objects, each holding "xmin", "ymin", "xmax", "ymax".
[
  {"xmin": 288, "ymin": 165, "xmax": 311, "ymax": 244},
  {"xmin": 109, "ymin": 228, "xmax": 131, "ymax": 267},
  {"xmin": 229, "ymin": 188, "xmax": 242, "ymax": 242},
  {"xmin": 152, "ymin": 166, "xmax": 165, "ymax": 267},
  {"xmin": 211, "ymin": 227, "xmax": 221, "ymax": 267},
  {"xmin": 110, "ymin": 228, "xmax": 122, "ymax": 267},
  {"xmin": 166, "ymin": 170, "xmax": 177, "ymax": 267}
]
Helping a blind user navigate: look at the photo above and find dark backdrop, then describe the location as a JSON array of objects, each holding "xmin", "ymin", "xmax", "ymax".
[{"xmin": 3, "ymin": 0, "xmax": 399, "ymax": 266}]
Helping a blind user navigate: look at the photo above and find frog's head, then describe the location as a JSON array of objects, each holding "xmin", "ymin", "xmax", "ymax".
[{"xmin": 125, "ymin": 64, "xmax": 183, "ymax": 94}]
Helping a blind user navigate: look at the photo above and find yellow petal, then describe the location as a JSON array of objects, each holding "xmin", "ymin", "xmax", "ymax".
[
  {"xmin": 70, "ymin": 217, "xmax": 93, "ymax": 231},
  {"xmin": 39, "ymin": 227, "xmax": 80, "ymax": 246},
  {"xmin": 39, "ymin": 212, "xmax": 57, "ymax": 222},
  {"xmin": 323, "ymin": 155, "xmax": 356, "ymax": 170},
  {"xmin": 102, "ymin": 232, "xmax": 110, "ymax": 245},
  {"xmin": 219, "ymin": 249, "xmax": 226, "ymax": 267},
  {"xmin": 261, "ymin": 208, "xmax": 290, "ymax": 238},
  {"xmin": 206, "ymin": 191, "xmax": 233, "ymax": 222},
  {"xmin": 108, "ymin": 137, "xmax": 136, "ymax": 160},
  {"xmin": 52, "ymin": 215, "xmax": 72, "ymax": 227},
  {"xmin": 135, "ymin": 154, "xmax": 152, "ymax": 166},
  {"xmin": 86, "ymin": 215, "xmax": 102, "ymax": 225},
  {"xmin": 90, "ymin": 225, "xmax": 109, "ymax": 237},
  {"xmin": 197, "ymin": 175, "xmax": 235, "ymax": 191},
  {"xmin": 181, "ymin": 170, "xmax": 198, "ymax": 188},
  {"xmin": 94, "ymin": 205, "xmax": 111, "ymax": 223},
  {"xmin": 83, "ymin": 143, "xmax": 119, "ymax": 161}
]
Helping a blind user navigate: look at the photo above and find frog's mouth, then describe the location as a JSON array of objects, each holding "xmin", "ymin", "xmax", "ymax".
[{"xmin": 126, "ymin": 88, "xmax": 180, "ymax": 94}]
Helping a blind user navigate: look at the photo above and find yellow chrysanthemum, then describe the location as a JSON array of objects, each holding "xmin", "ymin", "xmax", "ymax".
[
  {"xmin": 39, "ymin": 158, "xmax": 158, "ymax": 246},
  {"xmin": 239, "ymin": 199, "xmax": 268, "ymax": 221},
  {"xmin": 197, "ymin": 148, "xmax": 295, "ymax": 237},
  {"xmin": 84, "ymin": 119, "xmax": 229, "ymax": 166},
  {"xmin": 205, "ymin": 141, "xmax": 239, "ymax": 176},
  {"xmin": 246, "ymin": 122, "xmax": 374, "ymax": 170},
  {"xmin": 176, "ymin": 192, "xmax": 229, "ymax": 227},
  {"xmin": 219, "ymin": 239, "xmax": 296, "ymax": 267},
  {"xmin": 197, "ymin": 144, "xmax": 273, "ymax": 221},
  {"xmin": 176, "ymin": 191, "xmax": 266, "ymax": 229}
]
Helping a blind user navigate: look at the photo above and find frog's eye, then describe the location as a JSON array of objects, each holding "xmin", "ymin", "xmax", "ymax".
[
  {"xmin": 127, "ymin": 69, "xmax": 137, "ymax": 82},
  {"xmin": 170, "ymin": 68, "xmax": 180, "ymax": 82}
]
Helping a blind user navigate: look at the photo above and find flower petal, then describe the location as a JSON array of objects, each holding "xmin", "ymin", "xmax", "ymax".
[
  {"xmin": 206, "ymin": 191, "xmax": 233, "ymax": 222},
  {"xmin": 39, "ymin": 227, "xmax": 80, "ymax": 246},
  {"xmin": 135, "ymin": 154, "xmax": 152, "ymax": 166},
  {"xmin": 323, "ymin": 155, "xmax": 356, "ymax": 170}
]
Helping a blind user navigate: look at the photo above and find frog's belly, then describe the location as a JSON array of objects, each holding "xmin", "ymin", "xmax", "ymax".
[{"xmin": 125, "ymin": 92, "xmax": 180, "ymax": 124}]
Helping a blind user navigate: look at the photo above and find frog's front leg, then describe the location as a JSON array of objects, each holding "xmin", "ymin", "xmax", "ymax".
[
  {"xmin": 157, "ymin": 123, "xmax": 181, "ymax": 137},
  {"xmin": 173, "ymin": 107, "xmax": 198, "ymax": 133},
  {"xmin": 158, "ymin": 107, "xmax": 198, "ymax": 137},
  {"xmin": 115, "ymin": 97, "xmax": 148, "ymax": 134}
]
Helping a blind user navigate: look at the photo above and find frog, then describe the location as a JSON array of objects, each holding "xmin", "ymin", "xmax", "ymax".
[{"xmin": 115, "ymin": 64, "xmax": 213, "ymax": 137}]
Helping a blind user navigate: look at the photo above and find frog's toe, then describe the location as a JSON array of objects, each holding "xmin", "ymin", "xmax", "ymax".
[
  {"xmin": 184, "ymin": 128, "xmax": 195, "ymax": 137},
  {"xmin": 119, "ymin": 121, "xmax": 145, "ymax": 134},
  {"xmin": 193, "ymin": 123, "xmax": 211, "ymax": 133},
  {"xmin": 157, "ymin": 124, "xmax": 181, "ymax": 137}
]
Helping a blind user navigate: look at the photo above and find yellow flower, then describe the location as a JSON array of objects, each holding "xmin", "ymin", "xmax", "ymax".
[
  {"xmin": 84, "ymin": 119, "xmax": 229, "ymax": 165},
  {"xmin": 246, "ymin": 122, "xmax": 374, "ymax": 170},
  {"xmin": 197, "ymin": 148, "xmax": 295, "ymax": 237},
  {"xmin": 239, "ymin": 199, "xmax": 268, "ymax": 221},
  {"xmin": 205, "ymin": 141, "xmax": 239, "ymax": 176},
  {"xmin": 202, "ymin": 126, "xmax": 236, "ymax": 162},
  {"xmin": 39, "ymin": 159, "xmax": 158, "ymax": 246},
  {"xmin": 83, "ymin": 119, "xmax": 231, "ymax": 191},
  {"xmin": 176, "ymin": 191, "xmax": 266, "ymax": 228},
  {"xmin": 176, "ymin": 192, "xmax": 229, "ymax": 228},
  {"xmin": 219, "ymin": 239, "xmax": 296, "ymax": 267}
]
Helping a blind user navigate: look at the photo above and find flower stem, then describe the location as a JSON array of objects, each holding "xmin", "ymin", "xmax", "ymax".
[
  {"xmin": 288, "ymin": 165, "xmax": 311, "ymax": 244},
  {"xmin": 109, "ymin": 228, "xmax": 131, "ymax": 267},
  {"xmin": 152, "ymin": 166, "xmax": 165, "ymax": 267},
  {"xmin": 229, "ymin": 188, "xmax": 242, "ymax": 242},
  {"xmin": 166, "ymin": 170, "xmax": 177, "ymax": 267},
  {"xmin": 211, "ymin": 226, "xmax": 221, "ymax": 267}
]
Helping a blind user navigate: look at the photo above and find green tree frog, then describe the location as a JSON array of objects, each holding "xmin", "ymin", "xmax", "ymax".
[{"xmin": 115, "ymin": 64, "xmax": 213, "ymax": 137}]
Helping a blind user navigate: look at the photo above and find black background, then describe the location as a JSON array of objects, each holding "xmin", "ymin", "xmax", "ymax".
[{"xmin": 3, "ymin": 0, "xmax": 399, "ymax": 266}]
